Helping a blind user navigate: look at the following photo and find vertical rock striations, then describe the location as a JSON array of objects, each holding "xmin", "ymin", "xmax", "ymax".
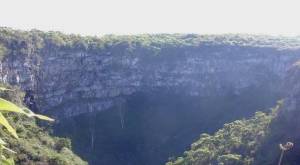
[{"xmin": 0, "ymin": 28, "xmax": 299, "ymax": 118}]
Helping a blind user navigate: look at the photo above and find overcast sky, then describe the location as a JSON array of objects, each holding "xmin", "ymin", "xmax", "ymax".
[{"xmin": 0, "ymin": 0, "xmax": 300, "ymax": 36}]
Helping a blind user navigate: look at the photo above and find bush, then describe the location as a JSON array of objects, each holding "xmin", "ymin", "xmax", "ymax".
[{"xmin": 54, "ymin": 138, "xmax": 72, "ymax": 151}]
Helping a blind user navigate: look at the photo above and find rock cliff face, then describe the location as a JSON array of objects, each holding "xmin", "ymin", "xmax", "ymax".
[
  {"xmin": 1, "ymin": 38, "xmax": 299, "ymax": 118},
  {"xmin": 40, "ymin": 46, "xmax": 300, "ymax": 118},
  {"xmin": 1, "ymin": 29, "xmax": 300, "ymax": 164},
  {"xmin": 281, "ymin": 61, "xmax": 300, "ymax": 113}
]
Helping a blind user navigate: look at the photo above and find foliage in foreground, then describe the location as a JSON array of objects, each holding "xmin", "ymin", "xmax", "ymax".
[
  {"xmin": 0, "ymin": 86, "xmax": 87, "ymax": 165},
  {"xmin": 166, "ymin": 102, "xmax": 282, "ymax": 165}
]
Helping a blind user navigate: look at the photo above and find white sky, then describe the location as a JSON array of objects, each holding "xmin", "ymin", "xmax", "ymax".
[{"xmin": 0, "ymin": 0, "xmax": 300, "ymax": 36}]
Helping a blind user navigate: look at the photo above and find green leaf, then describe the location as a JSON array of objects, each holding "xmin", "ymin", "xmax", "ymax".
[
  {"xmin": 0, "ymin": 87, "xmax": 13, "ymax": 91},
  {"xmin": 3, "ymin": 146, "xmax": 16, "ymax": 154},
  {"xmin": 1, "ymin": 157, "xmax": 15, "ymax": 165},
  {"xmin": 0, "ymin": 137, "xmax": 6, "ymax": 145},
  {"xmin": 0, "ymin": 113, "xmax": 18, "ymax": 138},
  {"xmin": 0, "ymin": 98, "xmax": 26, "ymax": 114},
  {"xmin": 32, "ymin": 114, "xmax": 55, "ymax": 122},
  {"xmin": 0, "ymin": 99, "xmax": 55, "ymax": 121},
  {"xmin": 23, "ymin": 108, "xmax": 54, "ymax": 122}
]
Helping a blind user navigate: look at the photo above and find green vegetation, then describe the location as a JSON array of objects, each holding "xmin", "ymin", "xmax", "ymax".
[
  {"xmin": 0, "ymin": 43, "xmax": 7, "ymax": 60},
  {"xmin": 0, "ymin": 86, "xmax": 87, "ymax": 165},
  {"xmin": 166, "ymin": 102, "xmax": 282, "ymax": 165},
  {"xmin": 1, "ymin": 27, "xmax": 300, "ymax": 60}
]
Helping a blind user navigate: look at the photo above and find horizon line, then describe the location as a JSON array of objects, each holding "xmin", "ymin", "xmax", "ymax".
[{"xmin": 2, "ymin": 26, "xmax": 300, "ymax": 38}]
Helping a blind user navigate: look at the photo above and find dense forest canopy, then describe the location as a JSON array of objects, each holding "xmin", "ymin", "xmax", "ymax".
[
  {"xmin": 166, "ymin": 102, "xmax": 281, "ymax": 165},
  {"xmin": 1, "ymin": 27, "xmax": 300, "ymax": 56}
]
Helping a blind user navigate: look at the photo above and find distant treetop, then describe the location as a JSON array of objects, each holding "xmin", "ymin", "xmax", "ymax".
[{"xmin": 1, "ymin": 27, "xmax": 300, "ymax": 56}]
